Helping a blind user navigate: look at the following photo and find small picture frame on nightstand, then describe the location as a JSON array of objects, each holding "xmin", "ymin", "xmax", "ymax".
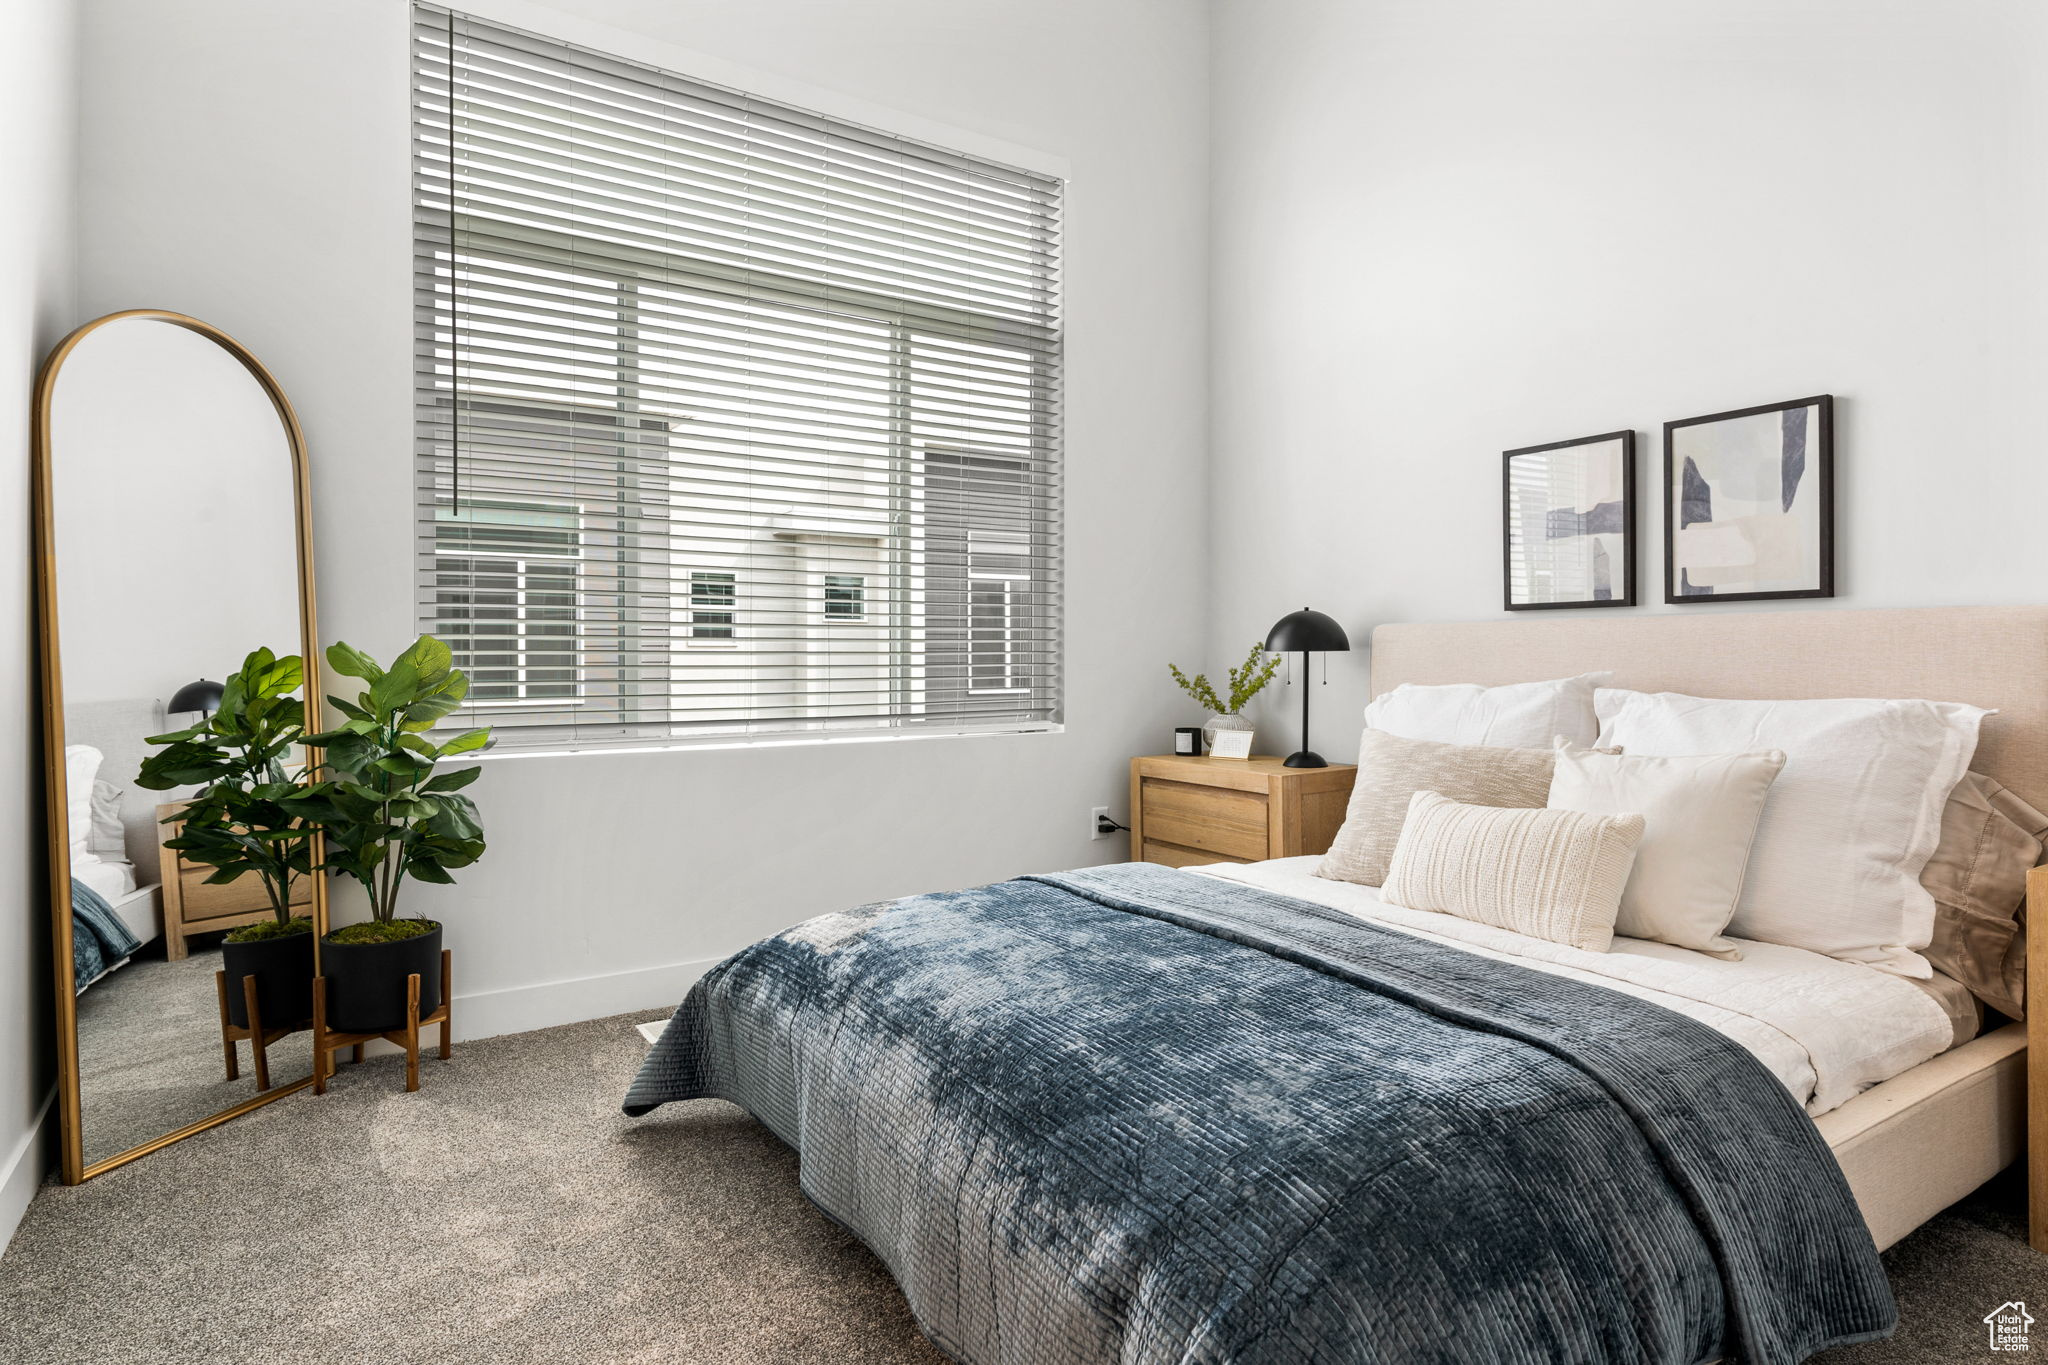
[
  {"xmin": 1172, "ymin": 726, "xmax": 1202, "ymax": 757},
  {"xmin": 1209, "ymin": 729, "xmax": 1255, "ymax": 760}
]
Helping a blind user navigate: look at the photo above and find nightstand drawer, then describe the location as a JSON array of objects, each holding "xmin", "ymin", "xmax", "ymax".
[
  {"xmin": 178, "ymin": 866, "xmax": 278, "ymax": 922},
  {"xmin": 1141, "ymin": 840, "xmax": 1246, "ymax": 869},
  {"xmin": 1138, "ymin": 778, "xmax": 1269, "ymax": 861}
]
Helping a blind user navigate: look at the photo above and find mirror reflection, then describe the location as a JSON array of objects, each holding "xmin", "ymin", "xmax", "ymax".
[{"xmin": 49, "ymin": 316, "xmax": 314, "ymax": 1170}]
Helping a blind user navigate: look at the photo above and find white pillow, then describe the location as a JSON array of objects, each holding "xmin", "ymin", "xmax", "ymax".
[
  {"xmin": 1363, "ymin": 672, "xmax": 1611, "ymax": 749},
  {"xmin": 1594, "ymin": 689, "xmax": 1988, "ymax": 976},
  {"xmin": 1380, "ymin": 790, "xmax": 1643, "ymax": 952},
  {"xmin": 1546, "ymin": 740, "xmax": 1786, "ymax": 959},
  {"xmin": 63, "ymin": 745, "xmax": 104, "ymax": 858}
]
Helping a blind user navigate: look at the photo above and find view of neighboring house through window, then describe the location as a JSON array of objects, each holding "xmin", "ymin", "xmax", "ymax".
[
  {"xmin": 689, "ymin": 572, "xmax": 737, "ymax": 641},
  {"xmin": 823, "ymin": 575, "xmax": 865, "ymax": 622},
  {"xmin": 433, "ymin": 498, "xmax": 582, "ymax": 702},
  {"xmin": 413, "ymin": 7, "xmax": 1062, "ymax": 750}
]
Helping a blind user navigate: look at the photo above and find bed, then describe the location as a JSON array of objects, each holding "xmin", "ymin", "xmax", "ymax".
[
  {"xmin": 628, "ymin": 604, "xmax": 2043, "ymax": 1364},
  {"xmin": 65, "ymin": 698, "xmax": 169, "ymax": 952},
  {"xmin": 1361, "ymin": 606, "xmax": 2036, "ymax": 1258}
]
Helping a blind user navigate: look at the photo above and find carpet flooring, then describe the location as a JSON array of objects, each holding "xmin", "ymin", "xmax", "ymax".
[
  {"xmin": 1, "ymin": 1008, "xmax": 2040, "ymax": 1365},
  {"xmin": 74, "ymin": 944, "xmax": 312, "ymax": 1167}
]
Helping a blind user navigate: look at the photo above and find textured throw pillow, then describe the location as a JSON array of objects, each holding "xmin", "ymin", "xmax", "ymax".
[
  {"xmin": 1546, "ymin": 740, "xmax": 1785, "ymax": 959},
  {"xmin": 1380, "ymin": 791, "xmax": 1644, "ymax": 952},
  {"xmin": 1317, "ymin": 729, "xmax": 1556, "ymax": 887},
  {"xmin": 88, "ymin": 779, "xmax": 127, "ymax": 856},
  {"xmin": 1920, "ymin": 772, "xmax": 2045, "ymax": 1019},
  {"xmin": 1362, "ymin": 672, "xmax": 1610, "ymax": 749},
  {"xmin": 1595, "ymin": 689, "xmax": 1988, "ymax": 976}
]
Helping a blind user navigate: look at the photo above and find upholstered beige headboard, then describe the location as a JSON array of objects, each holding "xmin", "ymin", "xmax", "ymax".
[{"xmin": 1370, "ymin": 606, "xmax": 2048, "ymax": 811}]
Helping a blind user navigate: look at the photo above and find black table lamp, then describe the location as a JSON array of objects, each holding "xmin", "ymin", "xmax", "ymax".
[
  {"xmin": 168, "ymin": 679, "xmax": 225, "ymax": 718},
  {"xmin": 1263, "ymin": 608, "xmax": 1351, "ymax": 768}
]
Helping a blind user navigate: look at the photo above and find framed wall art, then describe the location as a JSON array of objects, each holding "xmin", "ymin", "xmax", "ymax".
[
  {"xmin": 1502, "ymin": 430, "xmax": 1636, "ymax": 611},
  {"xmin": 1664, "ymin": 395, "xmax": 1833, "ymax": 604}
]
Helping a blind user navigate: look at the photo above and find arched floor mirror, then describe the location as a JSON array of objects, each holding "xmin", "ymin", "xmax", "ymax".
[{"xmin": 33, "ymin": 310, "xmax": 326, "ymax": 1182}]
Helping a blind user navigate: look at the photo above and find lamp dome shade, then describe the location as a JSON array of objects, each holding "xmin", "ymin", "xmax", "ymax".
[
  {"xmin": 1264, "ymin": 608, "xmax": 1350, "ymax": 654},
  {"xmin": 168, "ymin": 679, "xmax": 225, "ymax": 715}
]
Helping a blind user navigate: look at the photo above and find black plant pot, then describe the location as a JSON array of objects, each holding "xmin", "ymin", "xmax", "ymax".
[
  {"xmin": 222, "ymin": 928, "xmax": 316, "ymax": 1030},
  {"xmin": 320, "ymin": 923, "xmax": 443, "ymax": 1034}
]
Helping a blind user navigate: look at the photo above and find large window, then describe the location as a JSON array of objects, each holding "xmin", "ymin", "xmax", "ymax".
[{"xmin": 412, "ymin": 7, "xmax": 1062, "ymax": 751}]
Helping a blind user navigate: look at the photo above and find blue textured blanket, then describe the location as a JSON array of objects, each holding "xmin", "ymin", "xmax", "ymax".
[
  {"xmin": 626, "ymin": 863, "xmax": 1893, "ymax": 1365},
  {"xmin": 71, "ymin": 879, "xmax": 140, "ymax": 993}
]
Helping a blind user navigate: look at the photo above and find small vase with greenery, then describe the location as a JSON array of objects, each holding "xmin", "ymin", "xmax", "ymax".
[
  {"xmin": 1168, "ymin": 643, "xmax": 1283, "ymax": 751},
  {"xmin": 137, "ymin": 647, "xmax": 312, "ymax": 940},
  {"xmin": 138, "ymin": 646, "xmax": 317, "ymax": 1028},
  {"xmin": 282, "ymin": 636, "xmax": 489, "ymax": 1033}
]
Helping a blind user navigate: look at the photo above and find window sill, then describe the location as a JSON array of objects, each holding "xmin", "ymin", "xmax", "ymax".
[{"xmin": 466, "ymin": 720, "xmax": 1065, "ymax": 763}]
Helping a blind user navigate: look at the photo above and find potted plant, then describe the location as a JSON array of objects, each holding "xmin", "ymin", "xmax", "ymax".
[
  {"xmin": 1168, "ymin": 643, "xmax": 1283, "ymax": 752},
  {"xmin": 137, "ymin": 647, "xmax": 315, "ymax": 1028},
  {"xmin": 283, "ymin": 636, "xmax": 490, "ymax": 1034}
]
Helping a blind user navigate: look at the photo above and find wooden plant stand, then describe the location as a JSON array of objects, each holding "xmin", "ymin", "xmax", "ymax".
[
  {"xmin": 214, "ymin": 970, "xmax": 310, "ymax": 1092},
  {"xmin": 310, "ymin": 949, "xmax": 453, "ymax": 1094}
]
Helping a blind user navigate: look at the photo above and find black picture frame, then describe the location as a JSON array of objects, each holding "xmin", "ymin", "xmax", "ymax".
[
  {"xmin": 1501, "ymin": 429, "xmax": 1636, "ymax": 611},
  {"xmin": 1663, "ymin": 394, "xmax": 1834, "ymax": 605}
]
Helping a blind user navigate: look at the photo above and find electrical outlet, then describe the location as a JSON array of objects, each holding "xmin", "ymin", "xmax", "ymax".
[{"xmin": 1090, "ymin": 805, "xmax": 1112, "ymax": 840}]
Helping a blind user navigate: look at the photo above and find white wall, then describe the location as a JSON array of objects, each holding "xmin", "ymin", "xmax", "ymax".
[
  {"xmin": 75, "ymin": 0, "xmax": 1210, "ymax": 1035},
  {"xmin": 1210, "ymin": 0, "xmax": 2048, "ymax": 756},
  {"xmin": 51, "ymin": 321, "xmax": 300, "ymax": 706},
  {"xmin": 0, "ymin": 0, "xmax": 77, "ymax": 1249}
]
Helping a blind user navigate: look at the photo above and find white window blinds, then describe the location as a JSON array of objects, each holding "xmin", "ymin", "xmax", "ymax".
[{"xmin": 412, "ymin": 5, "xmax": 1063, "ymax": 752}]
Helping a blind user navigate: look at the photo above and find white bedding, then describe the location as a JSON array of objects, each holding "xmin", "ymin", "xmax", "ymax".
[
  {"xmin": 71, "ymin": 854, "xmax": 137, "ymax": 902},
  {"xmin": 1193, "ymin": 856, "xmax": 1955, "ymax": 1116}
]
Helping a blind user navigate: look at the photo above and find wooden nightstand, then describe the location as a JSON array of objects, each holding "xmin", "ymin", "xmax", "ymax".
[
  {"xmin": 156, "ymin": 802, "xmax": 314, "ymax": 960},
  {"xmin": 1129, "ymin": 755, "xmax": 1357, "ymax": 868}
]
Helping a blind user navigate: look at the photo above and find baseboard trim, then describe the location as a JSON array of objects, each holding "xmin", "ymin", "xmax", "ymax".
[
  {"xmin": 455, "ymin": 955, "xmax": 718, "ymax": 1040},
  {"xmin": 0, "ymin": 1089, "xmax": 55, "ymax": 1254},
  {"xmin": 353, "ymin": 955, "xmax": 717, "ymax": 1054}
]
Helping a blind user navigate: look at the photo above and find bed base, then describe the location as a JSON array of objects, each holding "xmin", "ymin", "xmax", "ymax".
[{"xmin": 1818, "ymin": 1021, "xmax": 2025, "ymax": 1251}]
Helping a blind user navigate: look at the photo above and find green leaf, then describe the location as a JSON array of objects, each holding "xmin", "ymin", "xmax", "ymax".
[
  {"xmin": 325, "ymin": 641, "xmax": 384, "ymax": 683},
  {"xmin": 142, "ymin": 725, "xmax": 205, "ymax": 745},
  {"xmin": 399, "ymin": 692, "xmax": 463, "ymax": 732},
  {"xmin": 368, "ymin": 658, "xmax": 422, "ymax": 719},
  {"xmin": 399, "ymin": 635, "xmax": 453, "ymax": 683},
  {"xmin": 421, "ymin": 765, "xmax": 481, "ymax": 793},
  {"xmin": 438, "ymin": 728, "xmax": 492, "ymax": 756}
]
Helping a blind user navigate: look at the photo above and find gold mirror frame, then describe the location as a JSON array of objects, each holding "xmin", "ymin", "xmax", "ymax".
[{"xmin": 32, "ymin": 309, "xmax": 327, "ymax": 1184}]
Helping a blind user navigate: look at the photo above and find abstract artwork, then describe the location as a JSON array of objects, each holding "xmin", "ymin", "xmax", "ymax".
[
  {"xmin": 1502, "ymin": 430, "xmax": 1635, "ymax": 610},
  {"xmin": 1664, "ymin": 395, "xmax": 1833, "ymax": 603}
]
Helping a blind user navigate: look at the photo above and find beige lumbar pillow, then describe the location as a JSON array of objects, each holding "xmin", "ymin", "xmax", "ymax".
[
  {"xmin": 1546, "ymin": 740, "xmax": 1786, "ymax": 959},
  {"xmin": 1317, "ymin": 729, "xmax": 1557, "ymax": 887},
  {"xmin": 1379, "ymin": 791, "xmax": 1644, "ymax": 952}
]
